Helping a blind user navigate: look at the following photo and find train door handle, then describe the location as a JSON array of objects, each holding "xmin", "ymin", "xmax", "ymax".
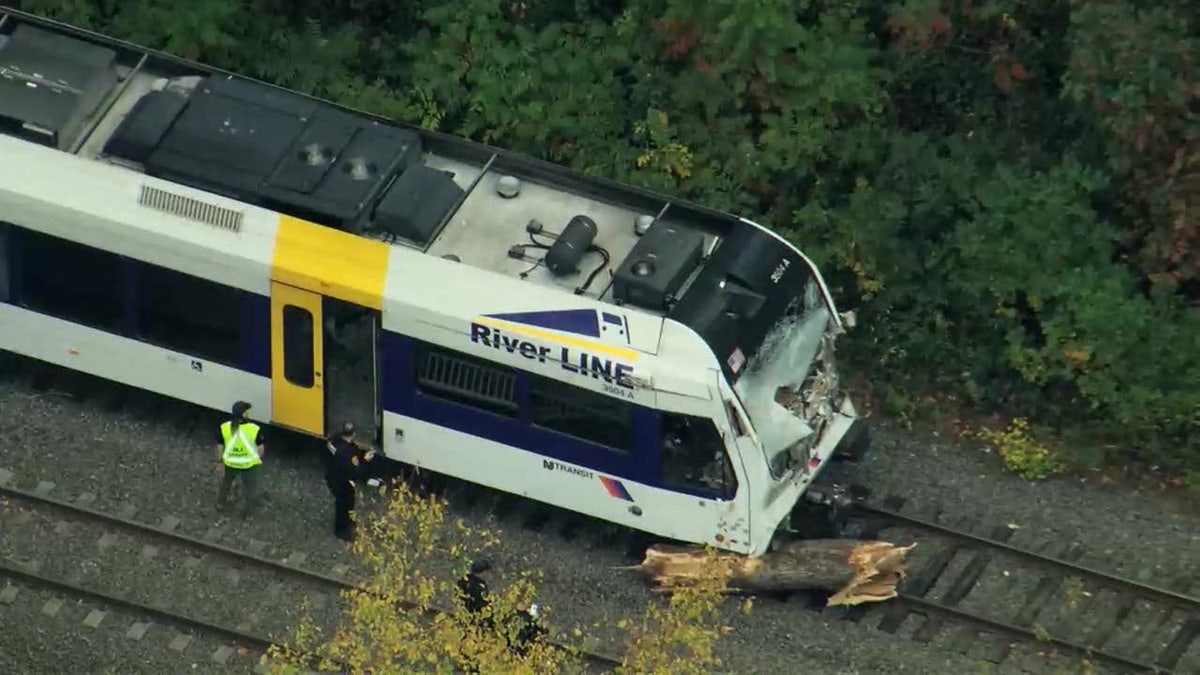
[{"xmin": 629, "ymin": 505, "xmax": 643, "ymax": 517}]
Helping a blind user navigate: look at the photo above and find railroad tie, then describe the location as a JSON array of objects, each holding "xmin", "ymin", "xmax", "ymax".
[
  {"xmin": 41, "ymin": 597, "xmax": 63, "ymax": 617},
  {"xmin": 117, "ymin": 503, "xmax": 138, "ymax": 520},
  {"xmin": 1157, "ymin": 614, "xmax": 1199, "ymax": 671},
  {"xmin": 82, "ymin": 609, "xmax": 107, "ymax": 628},
  {"xmin": 1010, "ymin": 542, "xmax": 1087, "ymax": 629},
  {"xmin": 212, "ymin": 645, "xmax": 235, "ymax": 665},
  {"xmin": 910, "ymin": 523, "xmax": 1017, "ymax": 646},
  {"xmin": 0, "ymin": 584, "xmax": 20, "ymax": 604},
  {"xmin": 168, "ymin": 632, "xmax": 193, "ymax": 652},
  {"xmin": 1117, "ymin": 598, "xmax": 1175, "ymax": 661},
  {"xmin": 0, "ymin": 468, "xmax": 14, "ymax": 487},
  {"xmin": 34, "ymin": 481, "xmax": 56, "ymax": 497},
  {"xmin": 126, "ymin": 621, "xmax": 152, "ymax": 640},
  {"xmin": 879, "ymin": 532, "xmax": 963, "ymax": 633},
  {"xmin": 1087, "ymin": 591, "xmax": 1137, "ymax": 651},
  {"xmin": 74, "ymin": 492, "xmax": 98, "ymax": 508}
]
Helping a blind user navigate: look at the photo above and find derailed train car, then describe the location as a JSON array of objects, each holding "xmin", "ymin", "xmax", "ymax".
[{"xmin": 0, "ymin": 9, "xmax": 868, "ymax": 556}]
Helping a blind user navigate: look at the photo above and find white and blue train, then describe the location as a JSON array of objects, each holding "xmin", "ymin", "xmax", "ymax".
[{"xmin": 0, "ymin": 10, "xmax": 867, "ymax": 556}]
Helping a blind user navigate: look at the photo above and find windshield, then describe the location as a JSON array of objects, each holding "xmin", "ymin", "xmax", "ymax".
[{"xmin": 733, "ymin": 280, "xmax": 834, "ymax": 478}]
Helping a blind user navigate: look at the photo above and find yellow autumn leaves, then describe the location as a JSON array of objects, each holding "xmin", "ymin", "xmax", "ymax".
[{"xmin": 262, "ymin": 479, "xmax": 730, "ymax": 674}]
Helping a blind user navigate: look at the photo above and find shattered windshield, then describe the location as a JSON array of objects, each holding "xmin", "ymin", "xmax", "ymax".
[{"xmin": 733, "ymin": 280, "xmax": 833, "ymax": 478}]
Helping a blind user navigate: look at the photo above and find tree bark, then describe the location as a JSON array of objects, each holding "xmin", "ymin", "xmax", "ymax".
[{"xmin": 636, "ymin": 540, "xmax": 915, "ymax": 607}]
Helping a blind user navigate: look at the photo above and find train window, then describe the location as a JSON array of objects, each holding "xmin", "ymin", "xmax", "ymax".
[
  {"xmin": 415, "ymin": 341, "xmax": 518, "ymax": 417},
  {"xmin": 282, "ymin": 305, "xmax": 315, "ymax": 387},
  {"xmin": 17, "ymin": 228, "xmax": 123, "ymax": 332},
  {"xmin": 529, "ymin": 375, "xmax": 633, "ymax": 452},
  {"xmin": 0, "ymin": 223, "xmax": 9, "ymax": 303},
  {"xmin": 660, "ymin": 413, "xmax": 738, "ymax": 499},
  {"xmin": 133, "ymin": 262, "xmax": 243, "ymax": 365}
]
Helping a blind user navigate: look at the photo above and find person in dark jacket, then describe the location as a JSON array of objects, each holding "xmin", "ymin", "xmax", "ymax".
[
  {"xmin": 508, "ymin": 602, "xmax": 548, "ymax": 657},
  {"xmin": 325, "ymin": 421, "xmax": 374, "ymax": 542},
  {"xmin": 458, "ymin": 559, "xmax": 492, "ymax": 618}
]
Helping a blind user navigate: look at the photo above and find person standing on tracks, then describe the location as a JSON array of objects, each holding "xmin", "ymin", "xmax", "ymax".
[
  {"xmin": 215, "ymin": 401, "xmax": 265, "ymax": 518},
  {"xmin": 325, "ymin": 421, "xmax": 374, "ymax": 542},
  {"xmin": 458, "ymin": 559, "xmax": 493, "ymax": 619}
]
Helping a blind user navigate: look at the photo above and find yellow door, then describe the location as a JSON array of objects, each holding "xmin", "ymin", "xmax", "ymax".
[{"xmin": 270, "ymin": 281, "xmax": 324, "ymax": 435}]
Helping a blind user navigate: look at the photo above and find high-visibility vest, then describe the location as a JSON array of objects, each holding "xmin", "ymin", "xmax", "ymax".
[{"xmin": 220, "ymin": 421, "xmax": 262, "ymax": 469}]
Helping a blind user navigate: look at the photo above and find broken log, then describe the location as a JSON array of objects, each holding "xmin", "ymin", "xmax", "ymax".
[{"xmin": 636, "ymin": 539, "xmax": 915, "ymax": 606}]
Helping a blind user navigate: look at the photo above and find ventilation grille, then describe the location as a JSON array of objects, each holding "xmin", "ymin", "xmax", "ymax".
[{"xmin": 138, "ymin": 185, "xmax": 244, "ymax": 232}]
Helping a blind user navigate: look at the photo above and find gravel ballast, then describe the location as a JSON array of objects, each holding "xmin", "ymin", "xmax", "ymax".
[
  {"xmin": 0, "ymin": 583, "xmax": 261, "ymax": 674},
  {"xmin": 0, "ymin": 370, "xmax": 1196, "ymax": 674},
  {"xmin": 0, "ymin": 496, "xmax": 346, "ymax": 643}
]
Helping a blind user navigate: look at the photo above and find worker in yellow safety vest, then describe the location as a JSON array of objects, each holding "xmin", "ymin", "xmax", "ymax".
[{"xmin": 215, "ymin": 400, "xmax": 266, "ymax": 518}]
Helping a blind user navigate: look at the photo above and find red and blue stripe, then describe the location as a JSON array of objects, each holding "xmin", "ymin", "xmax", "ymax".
[{"xmin": 599, "ymin": 475, "xmax": 634, "ymax": 502}]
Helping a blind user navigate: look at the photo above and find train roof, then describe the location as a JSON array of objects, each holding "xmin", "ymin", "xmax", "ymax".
[{"xmin": 0, "ymin": 9, "xmax": 842, "ymax": 381}]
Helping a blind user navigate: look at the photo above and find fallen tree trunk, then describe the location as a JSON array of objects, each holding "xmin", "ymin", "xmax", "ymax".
[{"xmin": 636, "ymin": 539, "xmax": 915, "ymax": 607}]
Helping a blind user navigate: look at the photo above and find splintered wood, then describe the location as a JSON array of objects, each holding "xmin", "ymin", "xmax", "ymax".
[{"xmin": 637, "ymin": 539, "xmax": 915, "ymax": 606}]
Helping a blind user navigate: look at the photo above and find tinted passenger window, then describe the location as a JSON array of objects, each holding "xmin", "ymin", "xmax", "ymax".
[
  {"xmin": 134, "ymin": 262, "xmax": 243, "ymax": 365},
  {"xmin": 530, "ymin": 375, "xmax": 632, "ymax": 452},
  {"xmin": 415, "ymin": 341, "xmax": 518, "ymax": 417},
  {"xmin": 18, "ymin": 228, "xmax": 124, "ymax": 332},
  {"xmin": 660, "ymin": 413, "xmax": 738, "ymax": 499},
  {"xmin": 282, "ymin": 305, "xmax": 314, "ymax": 387}
]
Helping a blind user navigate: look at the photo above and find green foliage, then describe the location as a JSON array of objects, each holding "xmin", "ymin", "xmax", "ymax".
[
  {"xmin": 13, "ymin": 0, "xmax": 1198, "ymax": 473},
  {"xmin": 262, "ymin": 479, "xmax": 728, "ymax": 673},
  {"xmin": 978, "ymin": 418, "xmax": 1068, "ymax": 480}
]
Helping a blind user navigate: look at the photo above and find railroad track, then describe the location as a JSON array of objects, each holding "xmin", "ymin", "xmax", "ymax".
[
  {"xmin": 5, "ymin": 352, "xmax": 1197, "ymax": 674},
  {"xmin": 0, "ymin": 477, "xmax": 622, "ymax": 673},
  {"xmin": 815, "ymin": 495, "xmax": 1200, "ymax": 674}
]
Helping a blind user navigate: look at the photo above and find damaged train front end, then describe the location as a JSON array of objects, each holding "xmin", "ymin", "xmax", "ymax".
[{"xmin": 669, "ymin": 218, "xmax": 869, "ymax": 545}]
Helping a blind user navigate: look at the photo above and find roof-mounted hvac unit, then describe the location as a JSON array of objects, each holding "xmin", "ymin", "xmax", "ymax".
[{"xmin": 0, "ymin": 25, "xmax": 118, "ymax": 149}]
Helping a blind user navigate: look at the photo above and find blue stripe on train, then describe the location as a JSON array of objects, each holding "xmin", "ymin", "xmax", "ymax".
[{"xmin": 379, "ymin": 330, "xmax": 662, "ymax": 487}]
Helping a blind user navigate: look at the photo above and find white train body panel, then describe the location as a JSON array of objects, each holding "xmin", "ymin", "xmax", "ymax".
[
  {"xmin": 0, "ymin": 136, "xmax": 278, "ymax": 297},
  {"xmin": 0, "ymin": 303, "xmax": 271, "ymax": 415},
  {"xmin": 383, "ymin": 411, "xmax": 753, "ymax": 549},
  {"xmin": 0, "ymin": 11, "xmax": 866, "ymax": 557}
]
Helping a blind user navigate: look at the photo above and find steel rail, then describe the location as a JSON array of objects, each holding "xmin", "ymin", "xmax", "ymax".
[
  {"xmin": 0, "ymin": 484, "xmax": 623, "ymax": 669},
  {"xmin": 895, "ymin": 592, "xmax": 1163, "ymax": 673},
  {"xmin": 0, "ymin": 560, "xmax": 275, "ymax": 651},
  {"xmin": 857, "ymin": 504, "xmax": 1199, "ymax": 611}
]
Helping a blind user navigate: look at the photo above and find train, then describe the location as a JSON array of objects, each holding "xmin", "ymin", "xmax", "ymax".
[{"xmin": 0, "ymin": 8, "xmax": 868, "ymax": 557}]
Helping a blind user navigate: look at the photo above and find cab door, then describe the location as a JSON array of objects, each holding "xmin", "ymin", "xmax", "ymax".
[{"xmin": 270, "ymin": 281, "xmax": 324, "ymax": 434}]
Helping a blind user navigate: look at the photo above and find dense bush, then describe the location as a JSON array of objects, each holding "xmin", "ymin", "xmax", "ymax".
[{"xmin": 14, "ymin": 0, "xmax": 1197, "ymax": 472}]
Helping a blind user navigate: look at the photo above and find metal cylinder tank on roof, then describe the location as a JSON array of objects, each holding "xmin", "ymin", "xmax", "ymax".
[{"xmin": 545, "ymin": 215, "xmax": 599, "ymax": 276}]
